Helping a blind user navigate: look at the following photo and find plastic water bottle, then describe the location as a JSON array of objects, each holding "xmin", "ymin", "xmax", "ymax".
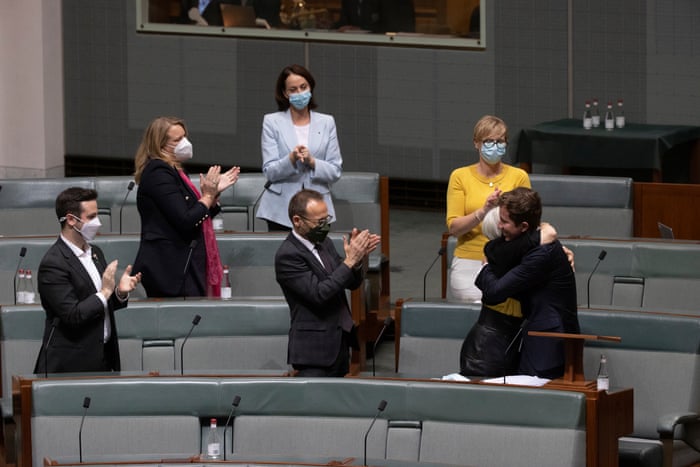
[
  {"xmin": 596, "ymin": 354, "xmax": 609, "ymax": 392},
  {"xmin": 24, "ymin": 269, "xmax": 36, "ymax": 304},
  {"xmin": 591, "ymin": 98, "xmax": 600, "ymax": 128},
  {"xmin": 204, "ymin": 418, "xmax": 221, "ymax": 460},
  {"xmin": 212, "ymin": 217, "xmax": 224, "ymax": 233},
  {"xmin": 583, "ymin": 101, "xmax": 592, "ymax": 130},
  {"xmin": 16, "ymin": 269, "xmax": 27, "ymax": 304},
  {"xmin": 615, "ymin": 99, "xmax": 625, "ymax": 128},
  {"xmin": 604, "ymin": 102, "xmax": 615, "ymax": 131},
  {"xmin": 220, "ymin": 265, "xmax": 232, "ymax": 299}
]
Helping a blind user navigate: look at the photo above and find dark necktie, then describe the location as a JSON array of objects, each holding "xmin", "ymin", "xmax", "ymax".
[
  {"xmin": 316, "ymin": 244, "xmax": 334, "ymax": 272},
  {"xmin": 316, "ymin": 245, "xmax": 354, "ymax": 332}
]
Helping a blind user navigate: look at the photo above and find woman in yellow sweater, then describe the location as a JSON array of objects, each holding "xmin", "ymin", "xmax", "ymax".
[{"xmin": 446, "ymin": 115, "xmax": 531, "ymax": 302}]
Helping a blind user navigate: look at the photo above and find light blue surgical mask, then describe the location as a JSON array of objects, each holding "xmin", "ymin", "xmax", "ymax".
[
  {"xmin": 289, "ymin": 90, "xmax": 312, "ymax": 110},
  {"xmin": 480, "ymin": 142, "xmax": 507, "ymax": 165}
]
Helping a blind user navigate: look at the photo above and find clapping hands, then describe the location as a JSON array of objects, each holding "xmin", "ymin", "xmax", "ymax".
[
  {"xmin": 290, "ymin": 145, "xmax": 315, "ymax": 169},
  {"xmin": 343, "ymin": 228, "xmax": 381, "ymax": 268}
]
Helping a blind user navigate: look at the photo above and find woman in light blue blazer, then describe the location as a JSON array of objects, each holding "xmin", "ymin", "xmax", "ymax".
[{"xmin": 257, "ymin": 64, "xmax": 343, "ymax": 230}]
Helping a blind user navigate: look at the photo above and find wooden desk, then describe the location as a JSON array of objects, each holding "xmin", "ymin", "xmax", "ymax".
[{"xmin": 516, "ymin": 118, "xmax": 700, "ymax": 183}]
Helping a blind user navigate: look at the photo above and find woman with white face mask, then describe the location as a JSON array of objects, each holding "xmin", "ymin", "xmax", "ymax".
[
  {"xmin": 133, "ymin": 116, "xmax": 240, "ymax": 298},
  {"xmin": 445, "ymin": 115, "xmax": 531, "ymax": 303},
  {"xmin": 257, "ymin": 64, "xmax": 343, "ymax": 231}
]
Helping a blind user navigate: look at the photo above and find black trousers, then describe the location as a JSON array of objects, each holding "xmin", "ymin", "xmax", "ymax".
[{"xmin": 293, "ymin": 331, "xmax": 351, "ymax": 377}]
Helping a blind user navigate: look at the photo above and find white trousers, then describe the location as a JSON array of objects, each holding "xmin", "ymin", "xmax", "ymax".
[{"xmin": 448, "ymin": 256, "xmax": 483, "ymax": 303}]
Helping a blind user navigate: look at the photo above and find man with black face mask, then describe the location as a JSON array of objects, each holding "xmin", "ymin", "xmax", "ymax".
[
  {"xmin": 34, "ymin": 187, "xmax": 142, "ymax": 374},
  {"xmin": 275, "ymin": 189, "xmax": 380, "ymax": 377}
]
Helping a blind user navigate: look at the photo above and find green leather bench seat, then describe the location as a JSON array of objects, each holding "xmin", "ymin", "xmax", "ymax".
[
  {"xmin": 397, "ymin": 300, "xmax": 700, "ymax": 467},
  {"xmin": 28, "ymin": 376, "xmax": 587, "ymax": 467},
  {"xmin": 397, "ymin": 300, "xmax": 481, "ymax": 377},
  {"xmin": 562, "ymin": 238, "xmax": 700, "ymax": 314},
  {"xmin": 0, "ymin": 299, "xmax": 291, "ymax": 416},
  {"xmin": 444, "ymin": 235, "xmax": 700, "ymax": 314},
  {"xmin": 0, "ymin": 172, "xmax": 386, "ymax": 237},
  {"xmin": 529, "ymin": 174, "xmax": 634, "ymax": 238},
  {"xmin": 0, "ymin": 178, "xmax": 94, "ymax": 236},
  {"xmin": 579, "ymin": 309, "xmax": 700, "ymax": 467},
  {"xmin": 0, "ymin": 232, "xmax": 355, "ymax": 304}
]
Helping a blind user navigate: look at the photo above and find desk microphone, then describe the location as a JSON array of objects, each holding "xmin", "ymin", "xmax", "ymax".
[
  {"xmin": 363, "ymin": 400, "xmax": 387, "ymax": 467},
  {"xmin": 78, "ymin": 396, "xmax": 91, "ymax": 463},
  {"xmin": 372, "ymin": 316, "xmax": 394, "ymax": 377},
  {"xmin": 44, "ymin": 317, "xmax": 60, "ymax": 378},
  {"xmin": 179, "ymin": 240, "xmax": 198, "ymax": 299},
  {"xmin": 180, "ymin": 314, "xmax": 201, "ymax": 375},
  {"xmin": 222, "ymin": 395, "xmax": 241, "ymax": 459},
  {"xmin": 423, "ymin": 246, "xmax": 446, "ymax": 301},
  {"xmin": 13, "ymin": 246, "xmax": 27, "ymax": 304},
  {"xmin": 586, "ymin": 250, "xmax": 607, "ymax": 308},
  {"xmin": 503, "ymin": 319, "xmax": 529, "ymax": 384},
  {"xmin": 251, "ymin": 181, "xmax": 271, "ymax": 232},
  {"xmin": 118, "ymin": 181, "xmax": 135, "ymax": 235}
]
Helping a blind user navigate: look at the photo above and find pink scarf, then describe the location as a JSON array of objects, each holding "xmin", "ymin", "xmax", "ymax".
[{"xmin": 178, "ymin": 170, "xmax": 222, "ymax": 297}]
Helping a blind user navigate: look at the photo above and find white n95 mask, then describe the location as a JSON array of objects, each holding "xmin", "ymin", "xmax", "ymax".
[{"xmin": 174, "ymin": 137, "xmax": 193, "ymax": 162}]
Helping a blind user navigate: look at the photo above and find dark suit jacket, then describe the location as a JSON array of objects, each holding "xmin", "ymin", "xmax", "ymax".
[
  {"xmin": 133, "ymin": 159, "xmax": 220, "ymax": 297},
  {"xmin": 275, "ymin": 234, "xmax": 363, "ymax": 367},
  {"xmin": 476, "ymin": 240, "xmax": 579, "ymax": 378},
  {"xmin": 34, "ymin": 239, "xmax": 126, "ymax": 373}
]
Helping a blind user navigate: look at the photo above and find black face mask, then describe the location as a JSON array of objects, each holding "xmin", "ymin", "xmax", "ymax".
[{"xmin": 306, "ymin": 223, "xmax": 330, "ymax": 244}]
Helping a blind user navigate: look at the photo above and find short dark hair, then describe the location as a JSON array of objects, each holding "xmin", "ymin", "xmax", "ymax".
[
  {"xmin": 274, "ymin": 64, "xmax": 318, "ymax": 111},
  {"xmin": 56, "ymin": 187, "xmax": 98, "ymax": 226},
  {"xmin": 499, "ymin": 187, "xmax": 541, "ymax": 229},
  {"xmin": 288, "ymin": 189, "xmax": 324, "ymax": 222}
]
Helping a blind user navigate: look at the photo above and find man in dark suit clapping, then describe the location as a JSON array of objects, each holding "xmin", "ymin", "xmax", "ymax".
[
  {"xmin": 275, "ymin": 189, "xmax": 380, "ymax": 377},
  {"xmin": 33, "ymin": 187, "xmax": 142, "ymax": 374}
]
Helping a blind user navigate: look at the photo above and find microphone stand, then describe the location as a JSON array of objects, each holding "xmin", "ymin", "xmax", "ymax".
[
  {"xmin": 372, "ymin": 317, "xmax": 394, "ymax": 377},
  {"xmin": 180, "ymin": 314, "xmax": 201, "ymax": 375},
  {"xmin": 118, "ymin": 181, "xmax": 135, "ymax": 235},
  {"xmin": 363, "ymin": 400, "xmax": 387, "ymax": 467},
  {"xmin": 586, "ymin": 250, "xmax": 607, "ymax": 308},
  {"xmin": 423, "ymin": 246, "xmax": 446, "ymax": 301},
  {"xmin": 222, "ymin": 395, "xmax": 241, "ymax": 459},
  {"xmin": 78, "ymin": 397, "xmax": 91, "ymax": 463},
  {"xmin": 44, "ymin": 317, "xmax": 60, "ymax": 379},
  {"xmin": 179, "ymin": 240, "xmax": 198, "ymax": 300},
  {"xmin": 13, "ymin": 246, "xmax": 27, "ymax": 304},
  {"xmin": 251, "ymin": 181, "xmax": 271, "ymax": 232}
]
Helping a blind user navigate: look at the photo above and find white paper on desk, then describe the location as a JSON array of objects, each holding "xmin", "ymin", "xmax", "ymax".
[
  {"xmin": 482, "ymin": 375, "xmax": 551, "ymax": 386},
  {"xmin": 439, "ymin": 373, "xmax": 471, "ymax": 381}
]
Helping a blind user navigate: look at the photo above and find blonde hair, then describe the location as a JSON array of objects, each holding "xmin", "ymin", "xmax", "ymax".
[
  {"xmin": 134, "ymin": 116, "xmax": 187, "ymax": 183},
  {"xmin": 472, "ymin": 115, "xmax": 508, "ymax": 143}
]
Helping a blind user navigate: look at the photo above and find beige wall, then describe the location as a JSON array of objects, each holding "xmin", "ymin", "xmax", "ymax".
[{"xmin": 0, "ymin": 0, "xmax": 64, "ymax": 178}]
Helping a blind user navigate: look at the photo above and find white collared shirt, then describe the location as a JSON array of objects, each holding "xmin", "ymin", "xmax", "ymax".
[{"xmin": 60, "ymin": 234, "xmax": 110, "ymax": 343}]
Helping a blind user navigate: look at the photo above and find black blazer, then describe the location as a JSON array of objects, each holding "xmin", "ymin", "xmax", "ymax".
[
  {"xmin": 275, "ymin": 234, "xmax": 363, "ymax": 367},
  {"xmin": 34, "ymin": 240, "xmax": 125, "ymax": 373},
  {"xmin": 476, "ymin": 240, "xmax": 579, "ymax": 378},
  {"xmin": 133, "ymin": 159, "xmax": 220, "ymax": 297}
]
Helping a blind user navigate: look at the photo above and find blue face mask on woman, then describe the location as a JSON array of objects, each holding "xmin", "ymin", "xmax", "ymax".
[
  {"xmin": 480, "ymin": 141, "xmax": 507, "ymax": 164},
  {"xmin": 289, "ymin": 90, "xmax": 312, "ymax": 110}
]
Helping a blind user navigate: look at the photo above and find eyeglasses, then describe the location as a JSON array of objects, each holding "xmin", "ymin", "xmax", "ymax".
[
  {"xmin": 299, "ymin": 214, "xmax": 332, "ymax": 228},
  {"xmin": 482, "ymin": 139, "xmax": 508, "ymax": 149}
]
